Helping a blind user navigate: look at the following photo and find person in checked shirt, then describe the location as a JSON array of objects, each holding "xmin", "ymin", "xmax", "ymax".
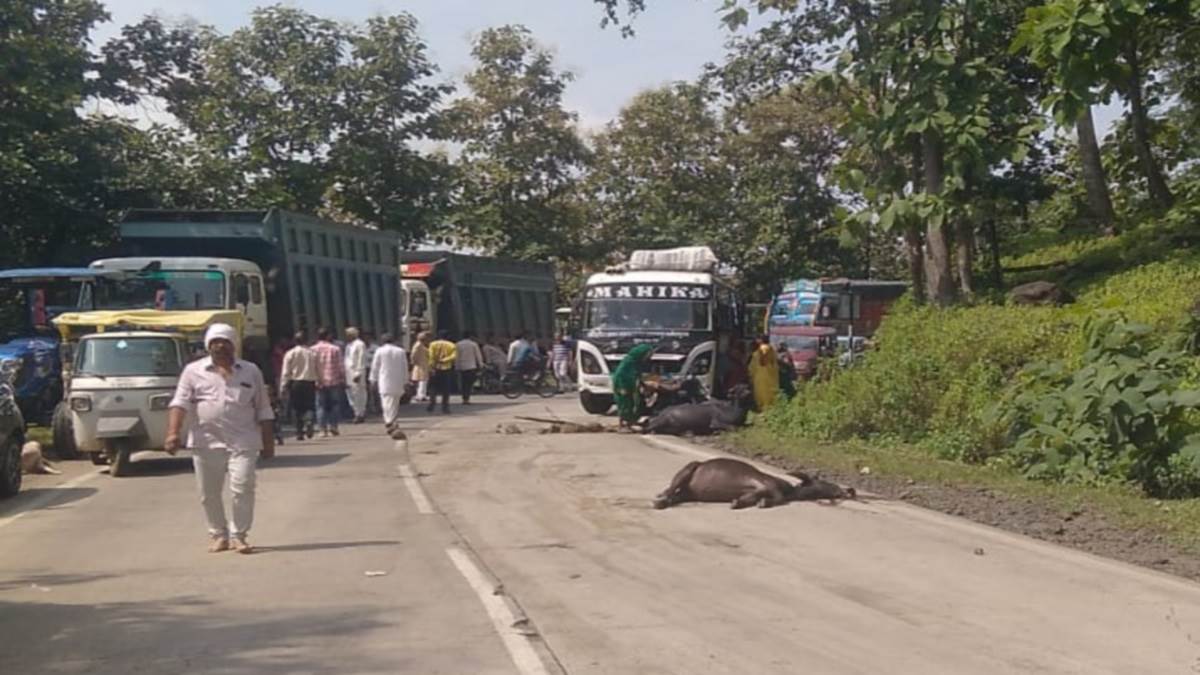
[
  {"xmin": 165, "ymin": 324, "xmax": 275, "ymax": 554},
  {"xmin": 311, "ymin": 327, "xmax": 345, "ymax": 437}
]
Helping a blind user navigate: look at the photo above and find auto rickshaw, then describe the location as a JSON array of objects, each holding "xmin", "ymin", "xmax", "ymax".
[{"xmin": 52, "ymin": 310, "xmax": 243, "ymax": 476}]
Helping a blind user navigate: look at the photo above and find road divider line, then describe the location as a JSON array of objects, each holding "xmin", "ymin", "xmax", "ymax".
[
  {"xmin": 0, "ymin": 469, "xmax": 102, "ymax": 530},
  {"xmin": 446, "ymin": 547, "xmax": 553, "ymax": 675},
  {"xmin": 397, "ymin": 463, "xmax": 434, "ymax": 514}
]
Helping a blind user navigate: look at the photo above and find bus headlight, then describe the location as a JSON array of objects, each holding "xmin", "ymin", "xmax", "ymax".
[
  {"xmin": 689, "ymin": 354, "xmax": 711, "ymax": 376},
  {"xmin": 149, "ymin": 394, "xmax": 173, "ymax": 411},
  {"xmin": 70, "ymin": 396, "xmax": 92, "ymax": 413}
]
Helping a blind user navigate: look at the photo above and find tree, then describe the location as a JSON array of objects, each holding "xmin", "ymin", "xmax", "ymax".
[
  {"xmin": 449, "ymin": 25, "xmax": 592, "ymax": 261},
  {"xmin": 0, "ymin": 0, "xmax": 131, "ymax": 267},
  {"xmin": 104, "ymin": 6, "xmax": 454, "ymax": 243},
  {"xmin": 1014, "ymin": 0, "xmax": 1192, "ymax": 211}
]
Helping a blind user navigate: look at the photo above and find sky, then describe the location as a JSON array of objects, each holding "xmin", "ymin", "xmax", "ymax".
[
  {"xmin": 90, "ymin": 0, "xmax": 744, "ymax": 133},
  {"xmin": 89, "ymin": 0, "xmax": 1122, "ymax": 136}
]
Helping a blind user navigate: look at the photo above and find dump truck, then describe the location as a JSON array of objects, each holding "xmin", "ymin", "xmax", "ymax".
[
  {"xmin": 398, "ymin": 252, "xmax": 556, "ymax": 351},
  {"xmin": 83, "ymin": 209, "xmax": 403, "ymax": 380}
]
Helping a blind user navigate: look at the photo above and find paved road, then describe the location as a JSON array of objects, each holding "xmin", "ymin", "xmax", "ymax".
[{"xmin": 4, "ymin": 395, "xmax": 1200, "ymax": 674}]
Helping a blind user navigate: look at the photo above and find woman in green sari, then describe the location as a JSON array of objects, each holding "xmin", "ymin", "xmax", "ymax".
[{"xmin": 611, "ymin": 344, "xmax": 654, "ymax": 427}]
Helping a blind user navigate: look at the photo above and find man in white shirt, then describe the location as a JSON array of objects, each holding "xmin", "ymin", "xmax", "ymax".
[
  {"xmin": 344, "ymin": 326, "xmax": 368, "ymax": 423},
  {"xmin": 508, "ymin": 332, "xmax": 532, "ymax": 369},
  {"xmin": 166, "ymin": 323, "xmax": 275, "ymax": 554},
  {"xmin": 455, "ymin": 332, "xmax": 485, "ymax": 404},
  {"xmin": 369, "ymin": 333, "xmax": 410, "ymax": 430},
  {"xmin": 279, "ymin": 330, "xmax": 318, "ymax": 440}
]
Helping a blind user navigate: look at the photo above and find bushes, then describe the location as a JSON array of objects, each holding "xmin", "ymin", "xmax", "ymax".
[
  {"xmin": 998, "ymin": 313, "xmax": 1200, "ymax": 496},
  {"xmin": 760, "ymin": 240, "xmax": 1200, "ymax": 496}
]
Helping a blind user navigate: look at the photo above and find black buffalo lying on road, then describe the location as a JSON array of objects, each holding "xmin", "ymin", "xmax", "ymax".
[
  {"xmin": 652, "ymin": 458, "xmax": 856, "ymax": 509},
  {"xmin": 642, "ymin": 385, "xmax": 754, "ymax": 436}
]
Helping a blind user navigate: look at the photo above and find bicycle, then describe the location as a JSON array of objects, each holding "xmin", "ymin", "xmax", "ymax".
[
  {"xmin": 500, "ymin": 359, "xmax": 558, "ymax": 399},
  {"xmin": 478, "ymin": 363, "xmax": 504, "ymax": 395}
]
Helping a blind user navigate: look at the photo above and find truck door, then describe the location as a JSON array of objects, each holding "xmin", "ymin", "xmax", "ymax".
[{"xmin": 231, "ymin": 273, "xmax": 269, "ymax": 342}]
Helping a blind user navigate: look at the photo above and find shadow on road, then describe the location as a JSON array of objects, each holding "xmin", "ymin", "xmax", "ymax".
[
  {"xmin": 259, "ymin": 453, "xmax": 349, "ymax": 469},
  {"xmin": 256, "ymin": 539, "xmax": 401, "ymax": 553},
  {"xmin": 0, "ymin": 487, "xmax": 98, "ymax": 517},
  {"xmin": 0, "ymin": 596, "xmax": 391, "ymax": 675}
]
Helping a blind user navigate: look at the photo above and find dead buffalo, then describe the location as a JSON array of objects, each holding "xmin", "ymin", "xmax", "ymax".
[
  {"xmin": 652, "ymin": 458, "xmax": 856, "ymax": 509},
  {"xmin": 642, "ymin": 385, "xmax": 753, "ymax": 436}
]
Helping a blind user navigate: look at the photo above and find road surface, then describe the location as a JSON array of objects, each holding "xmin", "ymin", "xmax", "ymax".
[{"xmin": 3, "ymin": 395, "xmax": 1200, "ymax": 674}]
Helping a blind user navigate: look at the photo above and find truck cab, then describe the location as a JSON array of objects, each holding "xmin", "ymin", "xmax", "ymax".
[
  {"xmin": 84, "ymin": 258, "xmax": 269, "ymax": 363},
  {"xmin": 574, "ymin": 247, "xmax": 740, "ymax": 415},
  {"xmin": 399, "ymin": 275, "xmax": 434, "ymax": 351}
]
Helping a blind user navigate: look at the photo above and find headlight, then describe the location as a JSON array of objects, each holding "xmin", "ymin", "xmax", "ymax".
[
  {"xmin": 581, "ymin": 351, "xmax": 603, "ymax": 375},
  {"xmin": 70, "ymin": 396, "xmax": 92, "ymax": 412},
  {"xmin": 689, "ymin": 354, "xmax": 711, "ymax": 376},
  {"xmin": 149, "ymin": 394, "xmax": 172, "ymax": 411}
]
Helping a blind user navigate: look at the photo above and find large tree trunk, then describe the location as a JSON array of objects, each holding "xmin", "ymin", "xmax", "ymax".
[
  {"xmin": 1124, "ymin": 38, "xmax": 1174, "ymax": 209},
  {"xmin": 954, "ymin": 218, "xmax": 974, "ymax": 300},
  {"xmin": 905, "ymin": 224, "xmax": 926, "ymax": 305},
  {"xmin": 921, "ymin": 129, "xmax": 955, "ymax": 306},
  {"xmin": 1075, "ymin": 107, "xmax": 1117, "ymax": 228}
]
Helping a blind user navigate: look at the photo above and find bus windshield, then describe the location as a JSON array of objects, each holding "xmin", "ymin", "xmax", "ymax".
[
  {"xmin": 91, "ymin": 270, "xmax": 226, "ymax": 311},
  {"xmin": 584, "ymin": 299, "xmax": 711, "ymax": 333}
]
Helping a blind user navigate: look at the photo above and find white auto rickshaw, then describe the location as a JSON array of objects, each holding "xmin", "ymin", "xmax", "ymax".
[{"xmin": 53, "ymin": 310, "xmax": 243, "ymax": 476}]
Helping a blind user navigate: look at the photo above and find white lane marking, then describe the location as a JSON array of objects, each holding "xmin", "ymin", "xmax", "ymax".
[
  {"xmin": 397, "ymin": 463, "xmax": 434, "ymax": 514},
  {"xmin": 446, "ymin": 547, "xmax": 552, "ymax": 675},
  {"xmin": 0, "ymin": 469, "xmax": 103, "ymax": 530}
]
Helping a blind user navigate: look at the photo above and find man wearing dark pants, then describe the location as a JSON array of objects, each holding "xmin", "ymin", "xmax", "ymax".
[
  {"xmin": 455, "ymin": 332, "xmax": 484, "ymax": 404},
  {"xmin": 279, "ymin": 331, "xmax": 318, "ymax": 440},
  {"xmin": 427, "ymin": 331, "xmax": 457, "ymax": 414}
]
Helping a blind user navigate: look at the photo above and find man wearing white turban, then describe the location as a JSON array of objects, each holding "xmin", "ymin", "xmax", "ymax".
[{"xmin": 166, "ymin": 323, "xmax": 275, "ymax": 554}]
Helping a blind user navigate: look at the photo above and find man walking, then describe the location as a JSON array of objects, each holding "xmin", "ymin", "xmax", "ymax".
[
  {"xmin": 369, "ymin": 333, "xmax": 409, "ymax": 430},
  {"xmin": 165, "ymin": 324, "xmax": 275, "ymax": 554},
  {"xmin": 551, "ymin": 333, "xmax": 574, "ymax": 392},
  {"xmin": 312, "ymin": 327, "xmax": 345, "ymax": 436},
  {"xmin": 344, "ymin": 326, "xmax": 368, "ymax": 423},
  {"xmin": 427, "ymin": 330, "xmax": 457, "ymax": 414},
  {"xmin": 455, "ymin": 331, "xmax": 484, "ymax": 404},
  {"xmin": 279, "ymin": 330, "xmax": 318, "ymax": 440}
]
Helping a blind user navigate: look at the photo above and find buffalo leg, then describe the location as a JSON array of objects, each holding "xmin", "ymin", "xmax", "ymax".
[
  {"xmin": 653, "ymin": 461, "xmax": 701, "ymax": 509},
  {"xmin": 731, "ymin": 490, "xmax": 761, "ymax": 509}
]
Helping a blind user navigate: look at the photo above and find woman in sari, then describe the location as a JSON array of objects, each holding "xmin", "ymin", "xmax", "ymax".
[
  {"xmin": 611, "ymin": 344, "xmax": 654, "ymax": 428},
  {"xmin": 747, "ymin": 336, "xmax": 780, "ymax": 411}
]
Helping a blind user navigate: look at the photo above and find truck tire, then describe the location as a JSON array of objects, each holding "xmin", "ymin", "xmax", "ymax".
[
  {"xmin": 51, "ymin": 402, "xmax": 78, "ymax": 460},
  {"xmin": 107, "ymin": 442, "xmax": 133, "ymax": 478},
  {"xmin": 0, "ymin": 432, "xmax": 21, "ymax": 498},
  {"xmin": 580, "ymin": 391, "xmax": 613, "ymax": 415}
]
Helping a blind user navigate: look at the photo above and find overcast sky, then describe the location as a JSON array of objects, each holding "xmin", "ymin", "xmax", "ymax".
[{"xmin": 90, "ymin": 0, "xmax": 1121, "ymax": 135}]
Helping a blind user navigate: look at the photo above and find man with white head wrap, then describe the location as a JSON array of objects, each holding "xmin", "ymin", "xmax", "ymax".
[{"xmin": 166, "ymin": 323, "xmax": 275, "ymax": 554}]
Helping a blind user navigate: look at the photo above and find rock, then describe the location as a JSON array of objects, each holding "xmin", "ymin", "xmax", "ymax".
[
  {"xmin": 859, "ymin": 466, "xmax": 872, "ymax": 476},
  {"xmin": 973, "ymin": 547, "xmax": 986, "ymax": 556},
  {"xmin": 1009, "ymin": 280, "xmax": 1075, "ymax": 306}
]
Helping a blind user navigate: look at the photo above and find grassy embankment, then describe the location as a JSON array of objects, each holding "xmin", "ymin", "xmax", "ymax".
[{"xmin": 740, "ymin": 205, "xmax": 1200, "ymax": 551}]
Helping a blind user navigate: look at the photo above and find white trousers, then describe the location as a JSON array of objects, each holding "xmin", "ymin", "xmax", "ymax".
[
  {"xmin": 348, "ymin": 379, "xmax": 368, "ymax": 419},
  {"xmin": 192, "ymin": 446, "xmax": 258, "ymax": 540},
  {"xmin": 416, "ymin": 380, "xmax": 428, "ymax": 401},
  {"xmin": 381, "ymin": 393, "xmax": 403, "ymax": 427}
]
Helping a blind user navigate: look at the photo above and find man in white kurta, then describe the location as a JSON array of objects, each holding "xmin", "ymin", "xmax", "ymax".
[
  {"xmin": 370, "ymin": 333, "xmax": 410, "ymax": 429},
  {"xmin": 344, "ymin": 327, "xmax": 368, "ymax": 423}
]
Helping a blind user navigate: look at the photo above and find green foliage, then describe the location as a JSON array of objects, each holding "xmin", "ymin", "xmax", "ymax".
[
  {"xmin": 449, "ymin": 25, "xmax": 592, "ymax": 261},
  {"xmin": 999, "ymin": 313, "xmax": 1200, "ymax": 496}
]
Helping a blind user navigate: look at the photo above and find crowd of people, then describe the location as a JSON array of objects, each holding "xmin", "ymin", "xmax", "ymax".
[
  {"xmin": 273, "ymin": 326, "xmax": 576, "ymax": 436},
  {"xmin": 609, "ymin": 335, "xmax": 798, "ymax": 428}
]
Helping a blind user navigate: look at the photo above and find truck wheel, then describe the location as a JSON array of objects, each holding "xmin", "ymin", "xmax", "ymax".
[
  {"xmin": 579, "ymin": 392, "xmax": 613, "ymax": 415},
  {"xmin": 107, "ymin": 443, "xmax": 133, "ymax": 478},
  {"xmin": 51, "ymin": 402, "xmax": 78, "ymax": 460},
  {"xmin": 0, "ymin": 432, "xmax": 21, "ymax": 498}
]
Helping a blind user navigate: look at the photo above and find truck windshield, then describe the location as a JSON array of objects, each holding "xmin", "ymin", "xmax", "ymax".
[
  {"xmin": 92, "ymin": 271, "xmax": 226, "ymax": 310},
  {"xmin": 584, "ymin": 299, "xmax": 711, "ymax": 333},
  {"xmin": 76, "ymin": 337, "xmax": 182, "ymax": 377}
]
